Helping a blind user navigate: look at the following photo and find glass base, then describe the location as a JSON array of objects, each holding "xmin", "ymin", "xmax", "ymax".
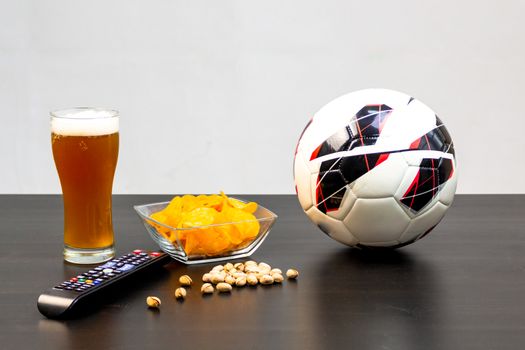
[{"xmin": 64, "ymin": 245, "xmax": 115, "ymax": 264}]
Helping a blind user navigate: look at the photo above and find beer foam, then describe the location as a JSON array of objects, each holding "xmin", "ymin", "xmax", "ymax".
[{"xmin": 51, "ymin": 108, "xmax": 119, "ymax": 136}]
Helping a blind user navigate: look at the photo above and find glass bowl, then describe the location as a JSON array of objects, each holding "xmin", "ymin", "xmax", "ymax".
[{"xmin": 134, "ymin": 199, "xmax": 278, "ymax": 264}]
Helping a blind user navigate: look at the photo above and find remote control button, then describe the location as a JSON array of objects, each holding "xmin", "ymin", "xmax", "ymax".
[
  {"xmin": 139, "ymin": 252, "xmax": 148, "ymax": 256},
  {"xmin": 54, "ymin": 286, "xmax": 63, "ymax": 289},
  {"xmin": 94, "ymin": 267, "xmax": 103, "ymax": 271},
  {"xmin": 65, "ymin": 287, "xmax": 73, "ymax": 290},
  {"xmin": 103, "ymin": 268, "xmax": 113, "ymax": 274},
  {"xmin": 75, "ymin": 288, "xmax": 84, "ymax": 292},
  {"xmin": 116, "ymin": 263, "xmax": 124, "ymax": 267},
  {"xmin": 113, "ymin": 270, "xmax": 122, "ymax": 274},
  {"xmin": 106, "ymin": 273, "xmax": 115, "ymax": 277},
  {"xmin": 117, "ymin": 264, "xmax": 135, "ymax": 272},
  {"xmin": 133, "ymin": 249, "xmax": 142, "ymax": 254},
  {"xmin": 70, "ymin": 277, "xmax": 78, "ymax": 282},
  {"xmin": 150, "ymin": 252, "xmax": 161, "ymax": 257},
  {"xmin": 100, "ymin": 262, "xmax": 116, "ymax": 268},
  {"xmin": 88, "ymin": 270, "xmax": 96, "ymax": 274},
  {"xmin": 93, "ymin": 281, "xmax": 101, "ymax": 285},
  {"xmin": 85, "ymin": 279, "xmax": 93, "ymax": 284}
]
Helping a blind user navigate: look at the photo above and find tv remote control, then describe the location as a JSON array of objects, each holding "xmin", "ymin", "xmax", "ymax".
[{"xmin": 37, "ymin": 249, "xmax": 171, "ymax": 319}]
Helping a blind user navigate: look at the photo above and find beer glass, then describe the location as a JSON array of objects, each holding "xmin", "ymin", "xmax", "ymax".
[{"xmin": 51, "ymin": 108, "xmax": 119, "ymax": 264}]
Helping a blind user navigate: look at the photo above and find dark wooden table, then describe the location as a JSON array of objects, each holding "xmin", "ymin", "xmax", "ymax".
[{"xmin": 1, "ymin": 194, "xmax": 524, "ymax": 350}]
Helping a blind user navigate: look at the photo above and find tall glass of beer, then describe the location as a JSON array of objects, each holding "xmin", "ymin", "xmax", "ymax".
[{"xmin": 51, "ymin": 108, "xmax": 119, "ymax": 264}]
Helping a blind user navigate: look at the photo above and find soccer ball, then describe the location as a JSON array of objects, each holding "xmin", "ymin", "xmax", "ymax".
[{"xmin": 294, "ymin": 88, "xmax": 457, "ymax": 248}]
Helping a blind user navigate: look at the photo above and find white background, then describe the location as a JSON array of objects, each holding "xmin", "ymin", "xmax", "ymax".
[{"xmin": 1, "ymin": 0, "xmax": 524, "ymax": 194}]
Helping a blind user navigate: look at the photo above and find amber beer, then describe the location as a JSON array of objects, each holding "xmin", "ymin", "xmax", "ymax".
[{"xmin": 51, "ymin": 108, "xmax": 119, "ymax": 264}]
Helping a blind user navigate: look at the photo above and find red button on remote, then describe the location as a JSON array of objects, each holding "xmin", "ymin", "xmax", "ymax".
[
  {"xmin": 70, "ymin": 278, "xmax": 78, "ymax": 282},
  {"xmin": 150, "ymin": 252, "xmax": 161, "ymax": 257},
  {"xmin": 133, "ymin": 249, "xmax": 142, "ymax": 254}
]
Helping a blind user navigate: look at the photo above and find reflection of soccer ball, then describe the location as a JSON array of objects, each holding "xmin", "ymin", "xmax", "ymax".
[{"xmin": 294, "ymin": 89, "xmax": 457, "ymax": 248}]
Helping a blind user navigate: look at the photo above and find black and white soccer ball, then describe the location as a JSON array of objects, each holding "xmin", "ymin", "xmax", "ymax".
[{"xmin": 294, "ymin": 89, "xmax": 457, "ymax": 248}]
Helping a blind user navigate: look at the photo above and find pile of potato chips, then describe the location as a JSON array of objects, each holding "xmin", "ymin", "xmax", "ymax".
[{"xmin": 149, "ymin": 192, "xmax": 260, "ymax": 256}]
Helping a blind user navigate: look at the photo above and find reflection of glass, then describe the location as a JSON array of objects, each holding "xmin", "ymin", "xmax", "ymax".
[{"xmin": 51, "ymin": 108, "xmax": 119, "ymax": 264}]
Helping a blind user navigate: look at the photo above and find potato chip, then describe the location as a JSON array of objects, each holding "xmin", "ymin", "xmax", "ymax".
[
  {"xmin": 166, "ymin": 195, "xmax": 182, "ymax": 213},
  {"xmin": 183, "ymin": 228, "xmax": 205, "ymax": 255},
  {"xmin": 180, "ymin": 207, "xmax": 217, "ymax": 228},
  {"xmin": 227, "ymin": 197, "xmax": 258, "ymax": 214},
  {"xmin": 149, "ymin": 192, "xmax": 261, "ymax": 256},
  {"xmin": 149, "ymin": 211, "xmax": 171, "ymax": 238},
  {"xmin": 181, "ymin": 194, "xmax": 199, "ymax": 212},
  {"xmin": 195, "ymin": 194, "xmax": 223, "ymax": 209},
  {"xmin": 201, "ymin": 228, "xmax": 231, "ymax": 255}
]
